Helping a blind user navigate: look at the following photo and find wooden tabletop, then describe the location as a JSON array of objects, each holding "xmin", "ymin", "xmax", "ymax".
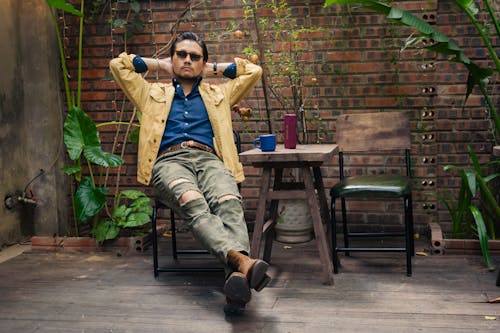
[{"xmin": 239, "ymin": 144, "xmax": 338, "ymax": 164}]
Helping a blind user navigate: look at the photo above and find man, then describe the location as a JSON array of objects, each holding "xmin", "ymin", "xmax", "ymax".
[{"xmin": 109, "ymin": 32, "xmax": 270, "ymax": 315}]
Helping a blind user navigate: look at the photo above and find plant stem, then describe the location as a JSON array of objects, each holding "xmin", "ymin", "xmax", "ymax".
[
  {"xmin": 463, "ymin": 0, "xmax": 500, "ymax": 74},
  {"xmin": 478, "ymin": 82, "xmax": 500, "ymax": 144},
  {"xmin": 70, "ymin": 180, "xmax": 78, "ymax": 237},
  {"xmin": 251, "ymin": 6, "xmax": 273, "ymax": 133},
  {"xmin": 484, "ymin": 0, "xmax": 500, "ymax": 40},
  {"xmin": 76, "ymin": 0, "xmax": 84, "ymax": 108},
  {"xmin": 48, "ymin": 6, "xmax": 73, "ymax": 109},
  {"xmin": 454, "ymin": 0, "xmax": 500, "ymax": 141},
  {"xmin": 96, "ymin": 121, "xmax": 140, "ymax": 128}
]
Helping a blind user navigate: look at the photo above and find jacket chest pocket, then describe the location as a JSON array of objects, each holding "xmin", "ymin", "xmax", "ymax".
[{"xmin": 149, "ymin": 85, "xmax": 167, "ymax": 103}]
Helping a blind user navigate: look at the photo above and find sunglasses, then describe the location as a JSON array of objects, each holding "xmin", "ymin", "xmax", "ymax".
[{"xmin": 175, "ymin": 50, "xmax": 203, "ymax": 62}]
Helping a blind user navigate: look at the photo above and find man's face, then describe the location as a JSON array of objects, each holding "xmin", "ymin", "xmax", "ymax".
[{"xmin": 172, "ymin": 40, "xmax": 205, "ymax": 80}]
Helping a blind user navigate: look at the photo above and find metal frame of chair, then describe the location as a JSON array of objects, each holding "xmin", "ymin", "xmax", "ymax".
[
  {"xmin": 152, "ymin": 130, "xmax": 241, "ymax": 277},
  {"xmin": 330, "ymin": 112, "xmax": 414, "ymax": 276}
]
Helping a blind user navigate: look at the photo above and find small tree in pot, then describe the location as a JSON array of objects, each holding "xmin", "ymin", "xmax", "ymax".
[{"xmin": 232, "ymin": 0, "xmax": 327, "ymax": 144}]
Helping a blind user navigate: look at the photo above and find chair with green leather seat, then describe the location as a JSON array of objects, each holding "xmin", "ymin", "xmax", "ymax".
[{"xmin": 330, "ymin": 112, "xmax": 414, "ymax": 276}]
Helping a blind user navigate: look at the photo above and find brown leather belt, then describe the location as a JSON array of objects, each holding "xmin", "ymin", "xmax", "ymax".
[{"xmin": 159, "ymin": 140, "xmax": 215, "ymax": 156}]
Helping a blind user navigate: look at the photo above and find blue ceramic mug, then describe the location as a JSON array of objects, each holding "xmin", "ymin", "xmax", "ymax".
[{"xmin": 253, "ymin": 134, "xmax": 276, "ymax": 152}]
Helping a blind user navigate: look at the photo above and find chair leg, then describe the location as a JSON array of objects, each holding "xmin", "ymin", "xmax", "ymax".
[
  {"xmin": 496, "ymin": 268, "xmax": 500, "ymax": 287},
  {"xmin": 340, "ymin": 197, "xmax": 349, "ymax": 256},
  {"xmin": 152, "ymin": 205, "xmax": 159, "ymax": 278},
  {"xmin": 331, "ymin": 197, "xmax": 340, "ymax": 274},
  {"xmin": 404, "ymin": 197, "xmax": 412, "ymax": 277},
  {"xmin": 408, "ymin": 194, "xmax": 415, "ymax": 256},
  {"xmin": 170, "ymin": 209, "xmax": 178, "ymax": 260}
]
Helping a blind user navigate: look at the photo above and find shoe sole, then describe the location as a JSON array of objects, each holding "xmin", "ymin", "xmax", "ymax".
[
  {"xmin": 223, "ymin": 301, "xmax": 245, "ymax": 316},
  {"xmin": 248, "ymin": 260, "xmax": 271, "ymax": 291},
  {"xmin": 254, "ymin": 273, "xmax": 271, "ymax": 292},
  {"xmin": 223, "ymin": 272, "xmax": 251, "ymax": 304}
]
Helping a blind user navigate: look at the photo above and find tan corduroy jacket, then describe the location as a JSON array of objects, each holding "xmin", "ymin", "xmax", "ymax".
[{"xmin": 109, "ymin": 52, "xmax": 262, "ymax": 185}]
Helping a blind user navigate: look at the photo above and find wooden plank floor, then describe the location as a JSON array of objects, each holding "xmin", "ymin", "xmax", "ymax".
[{"xmin": 0, "ymin": 234, "xmax": 499, "ymax": 333}]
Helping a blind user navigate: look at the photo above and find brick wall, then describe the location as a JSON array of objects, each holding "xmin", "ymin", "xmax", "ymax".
[{"xmin": 62, "ymin": 0, "xmax": 498, "ymax": 236}]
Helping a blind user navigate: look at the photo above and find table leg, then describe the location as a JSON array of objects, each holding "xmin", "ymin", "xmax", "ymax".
[
  {"xmin": 263, "ymin": 168, "xmax": 283, "ymax": 262},
  {"xmin": 250, "ymin": 167, "xmax": 271, "ymax": 259},
  {"xmin": 313, "ymin": 166, "xmax": 331, "ymax": 231},
  {"xmin": 301, "ymin": 167, "xmax": 334, "ymax": 285}
]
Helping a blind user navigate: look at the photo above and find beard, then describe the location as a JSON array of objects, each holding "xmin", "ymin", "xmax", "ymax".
[{"xmin": 173, "ymin": 66, "xmax": 202, "ymax": 82}]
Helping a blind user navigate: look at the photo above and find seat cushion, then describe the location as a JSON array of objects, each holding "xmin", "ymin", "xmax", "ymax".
[{"xmin": 330, "ymin": 174, "xmax": 411, "ymax": 198}]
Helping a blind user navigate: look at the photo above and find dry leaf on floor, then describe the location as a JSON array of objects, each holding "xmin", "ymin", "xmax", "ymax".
[
  {"xmin": 484, "ymin": 316, "xmax": 497, "ymax": 320},
  {"xmin": 487, "ymin": 297, "xmax": 500, "ymax": 303}
]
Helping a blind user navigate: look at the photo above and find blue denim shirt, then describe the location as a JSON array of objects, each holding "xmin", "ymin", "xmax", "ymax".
[
  {"xmin": 160, "ymin": 77, "xmax": 214, "ymax": 152},
  {"xmin": 159, "ymin": 63, "xmax": 238, "ymax": 153}
]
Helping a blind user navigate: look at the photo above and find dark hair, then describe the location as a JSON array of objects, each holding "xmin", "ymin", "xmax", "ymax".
[{"xmin": 170, "ymin": 32, "xmax": 208, "ymax": 62}]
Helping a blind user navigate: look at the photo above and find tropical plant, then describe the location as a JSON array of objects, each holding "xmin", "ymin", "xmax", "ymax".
[
  {"xmin": 324, "ymin": 0, "xmax": 500, "ymax": 143},
  {"xmin": 92, "ymin": 189, "xmax": 152, "ymax": 242},
  {"xmin": 435, "ymin": 147, "xmax": 500, "ymax": 270},
  {"xmin": 324, "ymin": 0, "xmax": 500, "ymax": 268},
  {"xmin": 47, "ymin": 0, "xmax": 151, "ymax": 241}
]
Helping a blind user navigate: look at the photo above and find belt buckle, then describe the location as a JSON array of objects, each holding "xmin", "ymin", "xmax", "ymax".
[{"xmin": 180, "ymin": 141, "xmax": 189, "ymax": 149}]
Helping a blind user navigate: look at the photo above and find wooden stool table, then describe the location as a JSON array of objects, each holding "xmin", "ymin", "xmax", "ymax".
[{"xmin": 239, "ymin": 144, "xmax": 338, "ymax": 285}]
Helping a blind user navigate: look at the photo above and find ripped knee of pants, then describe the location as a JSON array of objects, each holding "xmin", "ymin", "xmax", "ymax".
[
  {"xmin": 218, "ymin": 194, "xmax": 241, "ymax": 204},
  {"xmin": 168, "ymin": 178, "xmax": 203, "ymax": 206}
]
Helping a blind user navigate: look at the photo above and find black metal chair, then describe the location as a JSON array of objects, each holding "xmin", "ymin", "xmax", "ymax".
[
  {"xmin": 330, "ymin": 112, "xmax": 414, "ymax": 276},
  {"xmin": 152, "ymin": 130, "xmax": 242, "ymax": 277}
]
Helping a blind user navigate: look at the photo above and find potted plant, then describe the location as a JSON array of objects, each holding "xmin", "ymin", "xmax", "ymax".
[
  {"xmin": 234, "ymin": 0, "xmax": 326, "ymax": 144},
  {"xmin": 46, "ymin": 0, "xmax": 153, "ymax": 245},
  {"xmin": 434, "ymin": 147, "xmax": 500, "ymax": 270},
  {"xmin": 230, "ymin": 0, "xmax": 328, "ymax": 243}
]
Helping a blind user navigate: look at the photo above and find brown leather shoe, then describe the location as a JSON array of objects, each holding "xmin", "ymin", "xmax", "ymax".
[
  {"xmin": 223, "ymin": 271, "xmax": 251, "ymax": 305},
  {"xmin": 227, "ymin": 250, "xmax": 271, "ymax": 291},
  {"xmin": 223, "ymin": 297, "xmax": 246, "ymax": 316}
]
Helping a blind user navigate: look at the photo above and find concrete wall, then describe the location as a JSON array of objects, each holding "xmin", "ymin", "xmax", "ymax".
[{"xmin": 0, "ymin": 0, "xmax": 69, "ymax": 247}]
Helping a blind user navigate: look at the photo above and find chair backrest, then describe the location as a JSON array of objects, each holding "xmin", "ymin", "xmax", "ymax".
[
  {"xmin": 233, "ymin": 129, "xmax": 242, "ymax": 154},
  {"xmin": 336, "ymin": 112, "xmax": 411, "ymax": 152}
]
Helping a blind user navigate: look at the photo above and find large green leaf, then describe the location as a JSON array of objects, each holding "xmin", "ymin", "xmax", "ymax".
[
  {"xmin": 61, "ymin": 164, "xmax": 82, "ymax": 176},
  {"xmin": 75, "ymin": 177, "xmax": 109, "ymax": 222},
  {"xmin": 464, "ymin": 63, "xmax": 494, "ymax": 102},
  {"xmin": 92, "ymin": 220, "xmax": 120, "ymax": 243},
  {"xmin": 470, "ymin": 206, "xmax": 493, "ymax": 270},
  {"xmin": 119, "ymin": 190, "xmax": 148, "ymax": 200},
  {"xmin": 84, "ymin": 146, "xmax": 124, "ymax": 168},
  {"xmin": 113, "ymin": 18, "xmax": 128, "ymax": 29},
  {"xmin": 454, "ymin": 0, "xmax": 479, "ymax": 15},
  {"xmin": 110, "ymin": 190, "xmax": 152, "ymax": 229},
  {"xmin": 130, "ymin": 196, "xmax": 153, "ymax": 213},
  {"xmin": 122, "ymin": 212, "xmax": 151, "ymax": 228},
  {"xmin": 112, "ymin": 204, "xmax": 132, "ymax": 222},
  {"xmin": 63, "ymin": 107, "xmax": 101, "ymax": 161},
  {"xmin": 64, "ymin": 107, "xmax": 124, "ymax": 167},
  {"xmin": 130, "ymin": 0, "xmax": 141, "ymax": 14},
  {"xmin": 46, "ymin": 0, "xmax": 82, "ymax": 16},
  {"xmin": 61, "ymin": 164, "xmax": 82, "ymax": 182},
  {"xmin": 462, "ymin": 168, "xmax": 477, "ymax": 196}
]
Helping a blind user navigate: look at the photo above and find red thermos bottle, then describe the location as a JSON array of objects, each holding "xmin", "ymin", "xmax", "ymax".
[{"xmin": 284, "ymin": 114, "xmax": 297, "ymax": 149}]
